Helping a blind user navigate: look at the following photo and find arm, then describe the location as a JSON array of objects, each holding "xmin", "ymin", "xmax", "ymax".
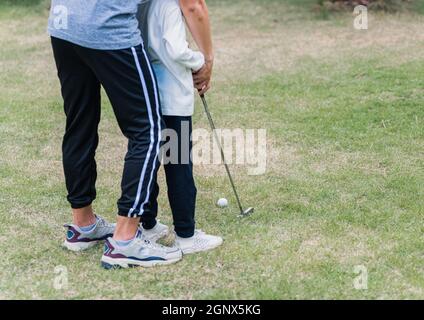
[
  {"xmin": 179, "ymin": 0, "xmax": 213, "ymax": 94},
  {"xmin": 162, "ymin": 7, "xmax": 205, "ymax": 72}
]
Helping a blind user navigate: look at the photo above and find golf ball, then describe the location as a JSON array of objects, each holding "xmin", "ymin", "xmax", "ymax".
[{"xmin": 217, "ymin": 198, "xmax": 228, "ymax": 208}]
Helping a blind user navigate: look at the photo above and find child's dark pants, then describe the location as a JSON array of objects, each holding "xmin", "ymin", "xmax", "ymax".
[{"xmin": 141, "ymin": 116, "xmax": 197, "ymax": 238}]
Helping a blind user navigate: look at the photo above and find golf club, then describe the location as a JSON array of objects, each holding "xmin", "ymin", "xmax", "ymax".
[{"xmin": 200, "ymin": 94, "xmax": 254, "ymax": 217}]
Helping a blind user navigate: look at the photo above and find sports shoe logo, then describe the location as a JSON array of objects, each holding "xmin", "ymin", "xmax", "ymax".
[
  {"xmin": 66, "ymin": 229, "xmax": 75, "ymax": 240},
  {"xmin": 103, "ymin": 241, "xmax": 113, "ymax": 255}
]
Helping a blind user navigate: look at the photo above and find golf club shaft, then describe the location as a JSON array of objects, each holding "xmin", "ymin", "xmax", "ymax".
[{"xmin": 200, "ymin": 95, "xmax": 244, "ymax": 214}]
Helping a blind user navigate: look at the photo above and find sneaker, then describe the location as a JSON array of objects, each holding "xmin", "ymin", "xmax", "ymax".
[
  {"xmin": 63, "ymin": 216, "xmax": 115, "ymax": 252},
  {"xmin": 175, "ymin": 230, "xmax": 223, "ymax": 255},
  {"xmin": 101, "ymin": 230, "xmax": 183, "ymax": 269},
  {"xmin": 140, "ymin": 221, "xmax": 169, "ymax": 242}
]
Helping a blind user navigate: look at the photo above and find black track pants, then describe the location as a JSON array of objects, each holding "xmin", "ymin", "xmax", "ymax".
[{"xmin": 51, "ymin": 37, "xmax": 163, "ymax": 218}]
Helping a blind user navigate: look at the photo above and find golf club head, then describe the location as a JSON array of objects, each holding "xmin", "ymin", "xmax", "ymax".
[{"xmin": 240, "ymin": 207, "xmax": 254, "ymax": 217}]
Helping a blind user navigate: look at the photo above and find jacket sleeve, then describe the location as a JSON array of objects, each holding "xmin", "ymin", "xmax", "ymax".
[{"xmin": 161, "ymin": 6, "xmax": 205, "ymax": 72}]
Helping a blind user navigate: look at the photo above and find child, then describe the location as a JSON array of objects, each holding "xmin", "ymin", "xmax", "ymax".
[{"xmin": 139, "ymin": 0, "xmax": 223, "ymax": 254}]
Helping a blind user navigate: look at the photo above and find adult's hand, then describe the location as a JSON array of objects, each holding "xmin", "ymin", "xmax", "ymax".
[
  {"xmin": 193, "ymin": 59, "xmax": 213, "ymax": 95},
  {"xmin": 180, "ymin": 0, "xmax": 214, "ymax": 94}
]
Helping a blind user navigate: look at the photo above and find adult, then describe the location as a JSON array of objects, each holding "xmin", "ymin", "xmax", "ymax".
[{"xmin": 48, "ymin": 0, "xmax": 182, "ymax": 268}]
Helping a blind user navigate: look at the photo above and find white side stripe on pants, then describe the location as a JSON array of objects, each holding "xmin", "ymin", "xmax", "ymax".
[
  {"xmin": 138, "ymin": 46, "xmax": 162, "ymax": 216},
  {"xmin": 128, "ymin": 46, "xmax": 157, "ymax": 217}
]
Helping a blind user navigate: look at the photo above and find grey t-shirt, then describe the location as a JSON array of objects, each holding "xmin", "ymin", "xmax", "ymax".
[{"xmin": 48, "ymin": 0, "xmax": 143, "ymax": 50}]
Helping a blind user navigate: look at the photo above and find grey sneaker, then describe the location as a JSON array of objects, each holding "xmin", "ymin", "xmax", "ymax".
[
  {"xmin": 101, "ymin": 230, "xmax": 183, "ymax": 269},
  {"xmin": 63, "ymin": 215, "xmax": 115, "ymax": 252}
]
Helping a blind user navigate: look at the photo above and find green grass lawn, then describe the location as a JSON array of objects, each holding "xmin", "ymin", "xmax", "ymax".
[{"xmin": 0, "ymin": 0, "xmax": 423, "ymax": 299}]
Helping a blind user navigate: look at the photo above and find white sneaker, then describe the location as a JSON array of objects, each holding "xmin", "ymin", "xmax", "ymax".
[
  {"xmin": 175, "ymin": 230, "xmax": 223, "ymax": 255},
  {"xmin": 140, "ymin": 221, "xmax": 169, "ymax": 242}
]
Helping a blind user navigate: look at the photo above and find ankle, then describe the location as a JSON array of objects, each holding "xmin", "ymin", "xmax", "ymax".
[
  {"xmin": 113, "ymin": 216, "xmax": 140, "ymax": 241},
  {"xmin": 72, "ymin": 206, "xmax": 96, "ymax": 227},
  {"xmin": 114, "ymin": 231, "xmax": 137, "ymax": 241}
]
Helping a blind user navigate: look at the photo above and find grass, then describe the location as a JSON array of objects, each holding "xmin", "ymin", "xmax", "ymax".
[
  {"xmin": 0, "ymin": 0, "xmax": 423, "ymax": 299},
  {"xmin": 413, "ymin": 0, "xmax": 424, "ymax": 13}
]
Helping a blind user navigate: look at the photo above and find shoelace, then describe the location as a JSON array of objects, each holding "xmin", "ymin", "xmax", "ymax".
[
  {"xmin": 97, "ymin": 217, "xmax": 111, "ymax": 229},
  {"xmin": 134, "ymin": 235, "xmax": 167, "ymax": 250},
  {"xmin": 96, "ymin": 217, "xmax": 115, "ymax": 230}
]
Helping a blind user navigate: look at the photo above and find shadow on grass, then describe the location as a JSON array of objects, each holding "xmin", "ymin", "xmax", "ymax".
[
  {"xmin": 1, "ymin": 0, "xmax": 45, "ymax": 5},
  {"xmin": 313, "ymin": 0, "xmax": 424, "ymax": 18},
  {"xmin": 413, "ymin": 0, "xmax": 424, "ymax": 14},
  {"xmin": 0, "ymin": 0, "xmax": 49, "ymax": 16}
]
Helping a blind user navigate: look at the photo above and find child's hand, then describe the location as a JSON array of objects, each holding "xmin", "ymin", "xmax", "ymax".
[{"xmin": 193, "ymin": 59, "xmax": 213, "ymax": 95}]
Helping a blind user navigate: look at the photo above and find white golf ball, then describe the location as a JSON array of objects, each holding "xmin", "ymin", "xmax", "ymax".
[{"xmin": 217, "ymin": 198, "xmax": 228, "ymax": 208}]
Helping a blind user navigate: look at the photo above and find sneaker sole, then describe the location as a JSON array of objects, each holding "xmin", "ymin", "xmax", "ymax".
[
  {"xmin": 63, "ymin": 240, "xmax": 99, "ymax": 252},
  {"xmin": 100, "ymin": 255, "xmax": 182, "ymax": 269},
  {"xmin": 181, "ymin": 239, "xmax": 223, "ymax": 255}
]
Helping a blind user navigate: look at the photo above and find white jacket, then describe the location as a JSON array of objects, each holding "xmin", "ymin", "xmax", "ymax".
[{"xmin": 147, "ymin": 0, "xmax": 205, "ymax": 116}]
